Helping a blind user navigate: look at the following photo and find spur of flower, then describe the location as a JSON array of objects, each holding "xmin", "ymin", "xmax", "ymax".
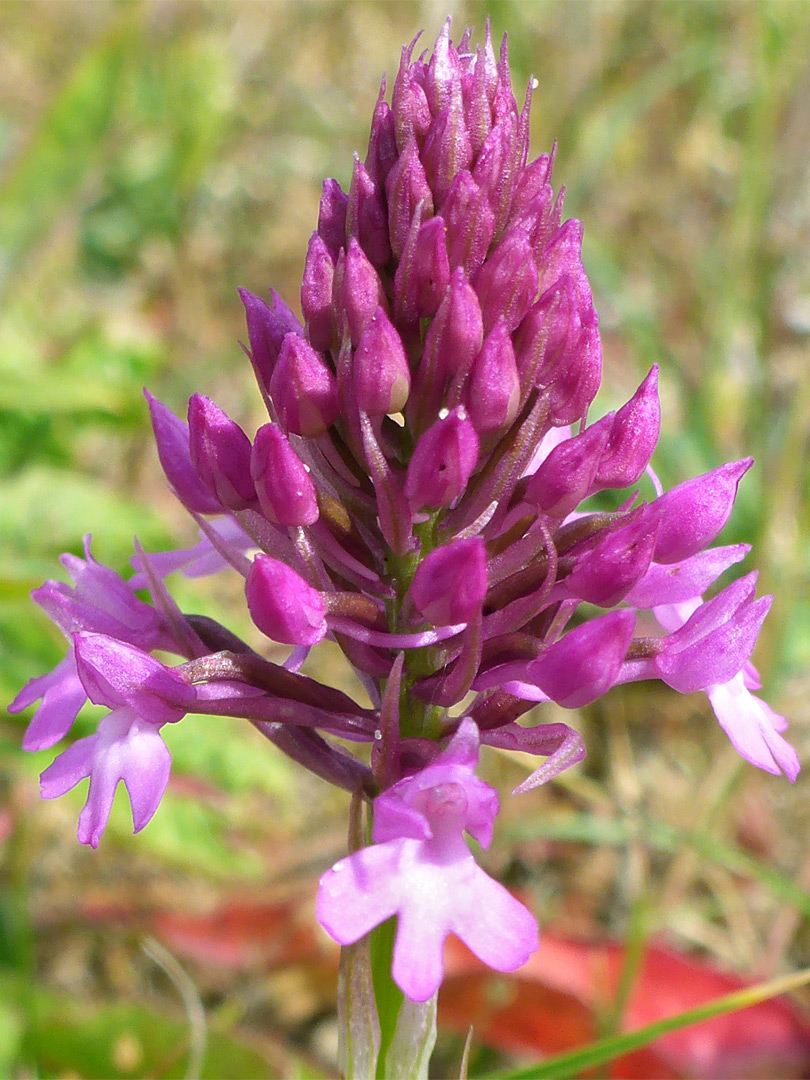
[{"xmin": 10, "ymin": 18, "xmax": 798, "ymax": 1003}]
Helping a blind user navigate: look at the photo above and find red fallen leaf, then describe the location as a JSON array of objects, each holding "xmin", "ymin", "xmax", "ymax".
[
  {"xmin": 441, "ymin": 934, "xmax": 810, "ymax": 1079},
  {"xmin": 150, "ymin": 900, "xmax": 320, "ymax": 971}
]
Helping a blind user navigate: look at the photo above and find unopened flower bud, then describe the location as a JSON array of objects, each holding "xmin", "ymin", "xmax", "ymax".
[
  {"xmin": 187, "ymin": 394, "xmax": 256, "ymax": 511},
  {"xmin": 509, "ymin": 153, "xmax": 554, "ymax": 224},
  {"xmin": 593, "ymin": 366, "xmax": 660, "ymax": 490},
  {"xmin": 527, "ymin": 609, "xmax": 636, "ymax": 708},
  {"xmin": 317, "ymin": 178, "xmax": 349, "ymax": 260},
  {"xmin": 466, "ymin": 318, "xmax": 520, "ymax": 432},
  {"xmin": 238, "ymin": 288, "xmax": 303, "ymax": 390},
  {"xmin": 423, "ymin": 267, "xmax": 484, "ymax": 383},
  {"xmin": 405, "ymin": 407, "xmax": 479, "ymax": 508},
  {"xmin": 566, "ymin": 511, "xmax": 660, "ymax": 607},
  {"xmin": 246, "ymin": 555, "xmax": 327, "ymax": 646},
  {"xmin": 539, "ymin": 218, "xmax": 587, "ymax": 294},
  {"xmin": 472, "ymin": 113, "xmax": 518, "ymax": 235},
  {"xmin": 392, "ymin": 39, "xmax": 432, "ymax": 151},
  {"xmin": 441, "ymin": 171, "xmax": 495, "ymax": 275},
  {"xmin": 270, "ymin": 334, "xmax": 339, "ymax": 437},
  {"xmin": 251, "ymin": 425, "xmax": 319, "ymax": 526},
  {"xmin": 422, "ymin": 97, "xmax": 473, "ymax": 207},
  {"xmin": 425, "ymin": 18, "xmax": 462, "ymax": 115},
  {"xmin": 335, "ymin": 238, "xmax": 387, "ymax": 346},
  {"xmin": 473, "ymin": 229, "xmax": 539, "ymax": 334},
  {"xmin": 347, "ymin": 154, "xmax": 391, "ymax": 269},
  {"xmin": 525, "ymin": 416, "xmax": 611, "ymax": 518},
  {"xmin": 546, "ymin": 306, "xmax": 601, "ymax": 425},
  {"xmin": 464, "ymin": 46, "xmax": 494, "ymax": 157},
  {"xmin": 385, "ymin": 137, "xmax": 434, "ymax": 260},
  {"xmin": 365, "ymin": 80, "xmax": 398, "ymax": 189},
  {"xmin": 144, "ymin": 391, "xmax": 221, "ymax": 514},
  {"xmin": 301, "ymin": 233, "xmax": 335, "ymax": 353},
  {"xmin": 653, "ymin": 459, "xmax": 753, "ymax": 564},
  {"xmin": 352, "ymin": 307, "xmax": 411, "ymax": 416},
  {"xmin": 393, "ymin": 211, "xmax": 450, "ymax": 323},
  {"xmin": 514, "ymin": 274, "xmax": 587, "ymax": 390},
  {"xmin": 409, "ymin": 537, "xmax": 487, "ymax": 625}
]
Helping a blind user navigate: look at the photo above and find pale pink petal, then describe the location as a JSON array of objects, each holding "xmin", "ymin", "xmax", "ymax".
[
  {"xmin": 40, "ymin": 734, "xmax": 96, "ymax": 798},
  {"xmin": 16, "ymin": 653, "xmax": 88, "ymax": 751},
  {"xmin": 393, "ymin": 889, "xmax": 451, "ymax": 1002},
  {"xmin": 709, "ymin": 676, "xmax": 800, "ymax": 782},
  {"xmin": 451, "ymin": 864, "xmax": 539, "ymax": 970},
  {"xmin": 316, "ymin": 841, "xmax": 405, "ymax": 944}
]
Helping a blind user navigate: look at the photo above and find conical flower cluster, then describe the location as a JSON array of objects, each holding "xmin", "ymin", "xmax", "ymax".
[{"xmin": 11, "ymin": 20, "xmax": 798, "ymax": 1001}]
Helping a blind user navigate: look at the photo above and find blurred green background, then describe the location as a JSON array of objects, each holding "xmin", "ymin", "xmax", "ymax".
[{"xmin": 1, "ymin": 1, "xmax": 808, "ymax": 1077}]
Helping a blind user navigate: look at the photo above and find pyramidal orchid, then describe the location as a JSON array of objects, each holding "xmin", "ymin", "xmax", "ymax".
[{"xmin": 10, "ymin": 18, "xmax": 798, "ymax": 1076}]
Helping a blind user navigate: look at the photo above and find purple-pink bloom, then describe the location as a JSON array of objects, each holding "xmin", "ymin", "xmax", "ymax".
[
  {"xmin": 40, "ymin": 707, "xmax": 172, "ymax": 849},
  {"xmin": 9, "ymin": 537, "xmax": 166, "ymax": 750},
  {"xmin": 652, "ymin": 598, "xmax": 798, "ymax": 781},
  {"xmin": 316, "ymin": 719, "xmax": 538, "ymax": 1002},
  {"xmin": 38, "ymin": 633, "xmax": 195, "ymax": 848},
  {"xmin": 708, "ymin": 673, "xmax": 799, "ymax": 783},
  {"xmin": 651, "ymin": 573, "xmax": 771, "ymax": 693}
]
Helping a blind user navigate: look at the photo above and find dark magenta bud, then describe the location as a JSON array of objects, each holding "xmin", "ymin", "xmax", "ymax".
[
  {"xmin": 246, "ymin": 555, "xmax": 327, "ymax": 646},
  {"xmin": 351, "ymin": 307, "xmax": 411, "ymax": 417},
  {"xmin": 509, "ymin": 153, "xmax": 554, "ymax": 222},
  {"xmin": 300, "ymin": 232, "xmax": 335, "ymax": 353},
  {"xmin": 335, "ymin": 237, "xmax": 387, "ymax": 346},
  {"xmin": 472, "ymin": 112, "xmax": 518, "ymax": 235},
  {"xmin": 317, "ymin": 178, "xmax": 349, "ymax": 260},
  {"xmin": 251, "ymin": 424, "xmax": 319, "ymax": 526},
  {"xmin": 527, "ymin": 609, "xmax": 635, "ymax": 708},
  {"xmin": 539, "ymin": 218, "xmax": 587, "ymax": 294},
  {"xmin": 425, "ymin": 18, "xmax": 463, "ymax": 115},
  {"xmin": 466, "ymin": 318, "xmax": 520, "ymax": 432},
  {"xmin": 593, "ymin": 366, "xmax": 661, "ymax": 490},
  {"xmin": 546, "ymin": 305, "xmax": 602, "ymax": 425},
  {"xmin": 422, "ymin": 97, "xmax": 473, "ymax": 208},
  {"xmin": 566, "ymin": 511, "xmax": 660, "ymax": 607},
  {"xmin": 238, "ymin": 288, "xmax": 303, "ymax": 390},
  {"xmin": 524, "ymin": 416, "xmax": 611, "ymax": 518},
  {"xmin": 410, "ymin": 537, "xmax": 487, "ymax": 625},
  {"xmin": 393, "ymin": 212, "xmax": 451, "ymax": 322},
  {"xmin": 514, "ymin": 275, "xmax": 602, "ymax": 424},
  {"xmin": 392, "ymin": 38, "xmax": 432, "ymax": 151},
  {"xmin": 653, "ymin": 459, "xmax": 754, "ymax": 564},
  {"xmin": 441, "ymin": 170, "xmax": 495, "ymax": 276},
  {"xmin": 423, "ymin": 266, "xmax": 484, "ymax": 382},
  {"xmin": 364, "ymin": 79, "xmax": 398, "ymax": 189},
  {"xmin": 405, "ymin": 407, "xmax": 480, "ymax": 508},
  {"xmin": 270, "ymin": 334, "xmax": 339, "ymax": 437},
  {"xmin": 145, "ymin": 391, "xmax": 222, "ymax": 514},
  {"xmin": 347, "ymin": 154, "xmax": 391, "ymax": 269},
  {"xmin": 473, "ymin": 229, "xmax": 539, "ymax": 334},
  {"xmin": 463, "ymin": 45, "xmax": 495, "ymax": 157},
  {"xmin": 385, "ymin": 136, "xmax": 434, "ymax": 260},
  {"xmin": 187, "ymin": 394, "xmax": 256, "ymax": 511}
]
